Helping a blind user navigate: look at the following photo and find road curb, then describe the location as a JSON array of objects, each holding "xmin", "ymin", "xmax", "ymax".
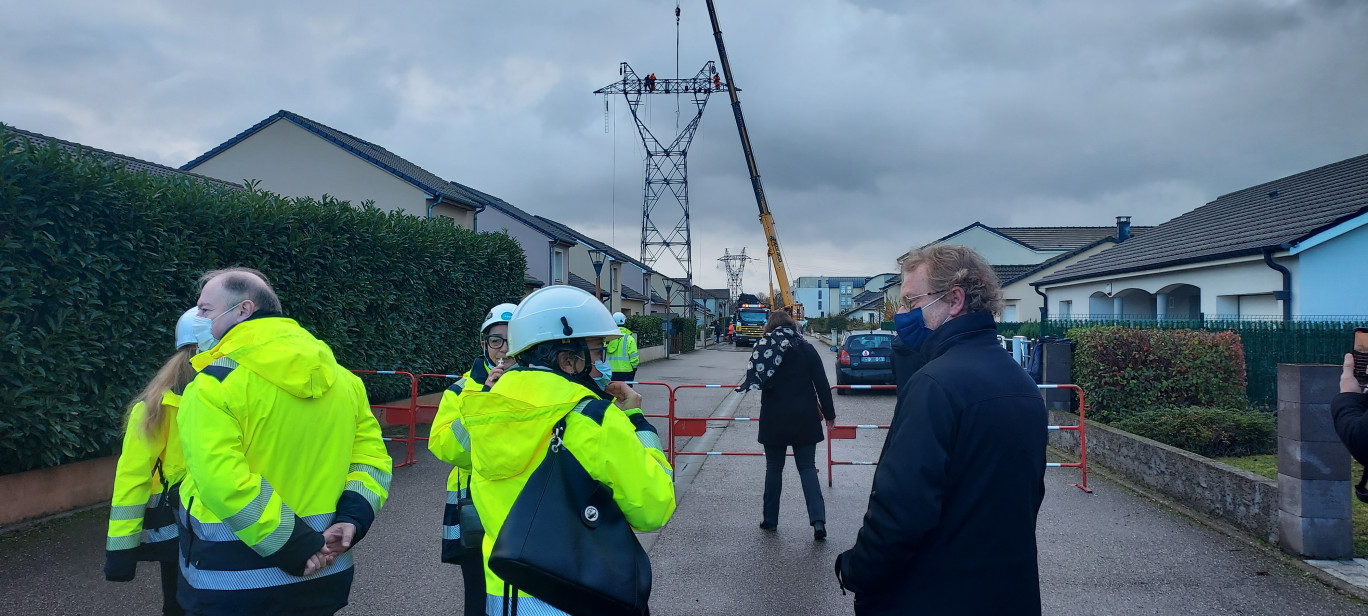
[{"xmin": 1047, "ymin": 445, "xmax": 1368, "ymax": 606}]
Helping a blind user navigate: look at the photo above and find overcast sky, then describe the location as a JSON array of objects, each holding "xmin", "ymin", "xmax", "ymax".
[{"xmin": 5, "ymin": 0, "xmax": 1368, "ymax": 290}]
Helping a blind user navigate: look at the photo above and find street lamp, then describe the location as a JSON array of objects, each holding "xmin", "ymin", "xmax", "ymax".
[
  {"xmin": 663, "ymin": 279, "xmax": 673, "ymax": 315},
  {"xmin": 588, "ymin": 248, "xmax": 607, "ymax": 304}
]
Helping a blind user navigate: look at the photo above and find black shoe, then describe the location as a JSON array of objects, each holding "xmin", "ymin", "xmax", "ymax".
[
  {"xmin": 813, "ymin": 521, "xmax": 826, "ymax": 541},
  {"xmin": 759, "ymin": 521, "xmax": 777, "ymax": 531}
]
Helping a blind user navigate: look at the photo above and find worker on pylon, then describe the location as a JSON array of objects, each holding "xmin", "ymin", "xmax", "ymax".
[
  {"xmin": 104, "ymin": 307, "xmax": 199, "ymax": 616},
  {"xmin": 429, "ymin": 302, "xmax": 518, "ymax": 615},
  {"xmin": 606, "ymin": 311, "xmax": 640, "ymax": 382},
  {"xmin": 460, "ymin": 285, "xmax": 676, "ymax": 615},
  {"xmin": 176, "ymin": 267, "xmax": 392, "ymax": 616}
]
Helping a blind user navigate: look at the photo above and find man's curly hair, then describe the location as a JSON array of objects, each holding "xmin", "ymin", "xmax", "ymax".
[{"xmin": 900, "ymin": 245, "xmax": 1003, "ymax": 316}]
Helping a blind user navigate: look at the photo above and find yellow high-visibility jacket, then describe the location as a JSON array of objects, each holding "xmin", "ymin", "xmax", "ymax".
[
  {"xmin": 606, "ymin": 326, "xmax": 640, "ymax": 373},
  {"xmin": 104, "ymin": 391, "xmax": 186, "ymax": 581},
  {"xmin": 177, "ymin": 316, "xmax": 392, "ymax": 616},
  {"xmin": 427, "ymin": 357, "xmax": 493, "ymax": 561},
  {"xmin": 460, "ymin": 368, "xmax": 675, "ymax": 609}
]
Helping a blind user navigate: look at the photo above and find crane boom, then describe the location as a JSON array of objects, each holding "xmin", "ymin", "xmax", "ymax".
[{"xmin": 705, "ymin": 0, "xmax": 799, "ymax": 316}]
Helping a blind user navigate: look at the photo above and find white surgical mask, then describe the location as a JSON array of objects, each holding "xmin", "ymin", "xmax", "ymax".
[
  {"xmin": 192, "ymin": 301, "xmax": 243, "ymax": 352},
  {"xmin": 593, "ymin": 358, "xmax": 613, "ymax": 389}
]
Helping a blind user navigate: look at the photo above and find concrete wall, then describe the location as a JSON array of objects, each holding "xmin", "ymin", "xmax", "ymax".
[
  {"xmin": 1299, "ymin": 223, "xmax": 1368, "ymax": 316},
  {"xmin": 1041, "ymin": 253, "xmax": 1297, "ymax": 319},
  {"xmin": 1048, "ymin": 410, "xmax": 1279, "ymax": 543},
  {"xmin": 189, "ymin": 119, "xmax": 435, "ymax": 219},
  {"xmin": 0, "ymin": 456, "xmax": 118, "ymax": 527},
  {"xmin": 638, "ymin": 345, "xmax": 667, "ymax": 364}
]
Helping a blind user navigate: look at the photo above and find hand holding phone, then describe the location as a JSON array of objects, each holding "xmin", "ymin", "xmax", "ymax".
[{"xmin": 1353, "ymin": 328, "xmax": 1368, "ymax": 388}]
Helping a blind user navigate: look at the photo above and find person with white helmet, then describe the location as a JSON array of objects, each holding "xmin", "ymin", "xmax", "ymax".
[
  {"xmin": 605, "ymin": 311, "xmax": 640, "ymax": 382},
  {"xmin": 459, "ymin": 286, "xmax": 676, "ymax": 615},
  {"xmin": 104, "ymin": 307, "xmax": 200, "ymax": 616},
  {"xmin": 428, "ymin": 301, "xmax": 518, "ymax": 615}
]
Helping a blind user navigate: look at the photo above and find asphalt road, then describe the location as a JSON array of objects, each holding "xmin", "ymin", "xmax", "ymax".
[{"xmin": 0, "ymin": 337, "xmax": 1364, "ymax": 615}]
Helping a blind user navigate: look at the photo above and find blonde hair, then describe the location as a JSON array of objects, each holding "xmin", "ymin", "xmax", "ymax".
[
  {"xmin": 128, "ymin": 346, "xmax": 197, "ymax": 438},
  {"xmin": 900, "ymin": 244, "xmax": 1003, "ymax": 316}
]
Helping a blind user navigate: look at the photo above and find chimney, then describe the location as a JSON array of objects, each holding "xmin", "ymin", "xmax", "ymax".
[{"xmin": 1116, "ymin": 216, "xmax": 1132, "ymax": 242}]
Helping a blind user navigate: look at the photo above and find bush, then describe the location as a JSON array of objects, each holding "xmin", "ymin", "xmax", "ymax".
[
  {"xmin": 1111, "ymin": 407, "xmax": 1276, "ymax": 458},
  {"xmin": 624, "ymin": 315, "xmax": 663, "ymax": 347},
  {"xmin": 0, "ymin": 129, "xmax": 526, "ymax": 474},
  {"xmin": 1069, "ymin": 326, "xmax": 1246, "ymax": 423}
]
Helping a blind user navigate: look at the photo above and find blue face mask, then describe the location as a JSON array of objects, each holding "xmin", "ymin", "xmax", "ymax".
[
  {"xmin": 593, "ymin": 358, "xmax": 613, "ymax": 389},
  {"xmin": 894, "ymin": 295, "xmax": 944, "ymax": 351}
]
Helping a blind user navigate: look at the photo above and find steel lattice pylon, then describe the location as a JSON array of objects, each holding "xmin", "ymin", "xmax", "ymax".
[
  {"xmin": 596, "ymin": 61, "xmax": 727, "ymax": 317},
  {"xmin": 718, "ymin": 247, "xmax": 753, "ymax": 307}
]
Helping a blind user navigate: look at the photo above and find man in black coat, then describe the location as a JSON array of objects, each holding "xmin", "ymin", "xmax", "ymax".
[{"xmin": 836, "ymin": 245, "xmax": 1047, "ymax": 615}]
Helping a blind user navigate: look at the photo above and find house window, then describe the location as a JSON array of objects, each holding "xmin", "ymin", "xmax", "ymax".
[
  {"xmin": 1058, "ymin": 300, "xmax": 1072, "ymax": 319},
  {"xmin": 552, "ymin": 249, "xmax": 564, "ymax": 284}
]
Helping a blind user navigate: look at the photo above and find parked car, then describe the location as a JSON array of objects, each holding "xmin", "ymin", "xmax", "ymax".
[{"xmin": 835, "ymin": 332, "xmax": 895, "ymax": 394}]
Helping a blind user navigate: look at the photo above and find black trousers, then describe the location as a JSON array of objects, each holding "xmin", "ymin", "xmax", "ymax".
[
  {"xmin": 762, "ymin": 443, "xmax": 826, "ymax": 525},
  {"xmin": 457, "ymin": 548, "xmax": 486, "ymax": 615},
  {"xmin": 160, "ymin": 561, "xmax": 186, "ymax": 616},
  {"xmin": 611, "ymin": 370, "xmax": 637, "ymax": 383}
]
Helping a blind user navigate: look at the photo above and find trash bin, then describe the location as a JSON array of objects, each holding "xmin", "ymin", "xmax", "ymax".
[{"xmin": 1028, "ymin": 336, "xmax": 1074, "ymax": 411}]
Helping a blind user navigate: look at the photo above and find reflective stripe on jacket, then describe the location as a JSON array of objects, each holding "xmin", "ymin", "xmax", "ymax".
[
  {"xmin": 105, "ymin": 392, "xmax": 186, "ymax": 579},
  {"xmin": 460, "ymin": 368, "xmax": 675, "ymax": 604},
  {"xmin": 606, "ymin": 326, "xmax": 640, "ymax": 372},
  {"xmin": 177, "ymin": 317, "xmax": 392, "ymax": 615},
  {"xmin": 428, "ymin": 357, "xmax": 492, "ymax": 555}
]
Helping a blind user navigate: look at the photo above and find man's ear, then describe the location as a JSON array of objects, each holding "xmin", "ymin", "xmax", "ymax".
[{"xmin": 239, "ymin": 299, "xmax": 257, "ymax": 318}]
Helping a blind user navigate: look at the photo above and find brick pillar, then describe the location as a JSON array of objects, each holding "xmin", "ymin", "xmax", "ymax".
[{"xmin": 1277, "ymin": 363, "xmax": 1352, "ymax": 559}]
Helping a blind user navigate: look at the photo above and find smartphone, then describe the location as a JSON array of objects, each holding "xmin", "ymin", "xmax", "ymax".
[{"xmin": 1354, "ymin": 328, "xmax": 1368, "ymax": 386}]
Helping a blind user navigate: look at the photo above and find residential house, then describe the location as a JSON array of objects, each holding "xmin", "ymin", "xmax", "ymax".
[
  {"xmin": 532, "ymin": 216, "xmax": 660, "ymax": 316},
  {"xmin": 893, "ymin": 219, "xmax": 1151, "ymax": 321},
  {"xmin": 182, "ymin": 110, "xmax": 568, "ymax": 293},
  {"xmin": 1035, "ymin": 152, "xmax": 1368, "ymax": 321}
]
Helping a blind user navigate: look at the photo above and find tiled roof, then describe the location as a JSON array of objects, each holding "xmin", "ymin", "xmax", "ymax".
[
  {"xmin": 525, "ymin": 274, "xmax": 544, "ymax": 288},
  {"xmin": 465, "ymin": 190, "xmax": 575, "ymax": 245},
  {"xmin": 620, "ymin": 284, "xmax": 648, "ymax": 302},
  {"xmin": 5, "ymin": 125, "xmax": 241, "ymax": 189},
  {"xmin": 851, "ymin": 290, "xmax": 882, "ymax": 305},
  {"xmin": 1039, "ymin": 153, "xmax": 1368, "ymax": 285},
  {"xmin": 928, "ymin": 222, "xmax": 1153, "ymax": 252},
  {"xmin": 182, "ymin": 110, "xmax": 481, "ymax": 207},
  {"xmin": 651, "ymin": 292, "xmax": 667, "ymax": 304},
  {"xmin": 532, "ymin": 216, "xmax": 649, "ymax": 266},
  {"xmin": 992, "ymin": 265, "xmax": 1037, "ymax": 285},
  {"xmin": 567, "ymin": 273, "xmax": 610, "ymax": 299},
  {"xmin": 843, "ymin": 295, "xmax": 884, "ymax": 316}
]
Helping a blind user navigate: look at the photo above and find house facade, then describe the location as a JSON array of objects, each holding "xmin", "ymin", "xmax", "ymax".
[{"xmin": 1036, "ymin": 152, "xmax": 1368, "ymax": 321}]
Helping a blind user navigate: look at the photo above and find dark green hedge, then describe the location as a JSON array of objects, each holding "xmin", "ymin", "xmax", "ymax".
[
  {"xmin": 0, "ymin": 128, "xmax": 525, "ymax": 474},
  {"xmin": 1112, "ymin": 407, "xmax": 1276, "ymax": 458},
  {"xmin": 671, "ymin": 317, "xmax": 697, "ymax": 353},
  {"xmin": 1068, "ymin": 326, "xmax": 1247, "ymax": 423},
  {"xmin": 624, "ymin": 314, "xmax": 664, "ymax": 347}
]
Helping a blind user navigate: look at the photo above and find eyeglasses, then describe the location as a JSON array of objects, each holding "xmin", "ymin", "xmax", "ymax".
[
  {"xmin": 901, "ymin": 289, "xmax": 948, "ymax": 310},
  {"xmin": 587, "ymin": 346, "xmax": 607, "ymax": 363},
  {"xmin": 484, "ymin": 335, "xmax": 508, "ymax": 349}
]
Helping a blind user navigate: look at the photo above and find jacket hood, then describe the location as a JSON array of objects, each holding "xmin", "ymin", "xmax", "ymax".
[
  {"xmin": 193, "ymin": 317, "xmax": 339, "ymax": 399},
  {"xmin": 458, "ymin": 368, "xmax": 599, "ymax": 481}
]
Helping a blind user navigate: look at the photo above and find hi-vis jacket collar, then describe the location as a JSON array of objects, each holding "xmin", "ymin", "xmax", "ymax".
[
  {"xmin": 192, "ymin": 317, "xmax": 338, "ymax": 399},
  {"xmin": 460, "ymin": 369, "xmax": 605, "ymax": 482}
]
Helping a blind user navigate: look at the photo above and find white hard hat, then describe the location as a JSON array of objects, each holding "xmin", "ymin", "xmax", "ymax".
[
  {"xmin": 613, "ymin": 312, "xmax": 626, "ymax": 326},
  {"xmin": 508, "ymin": 286, "xmax": 622, "ymax": 357},
  {"xmin": 481, "ymin": 303, "xmax": 519, "ymax": 334},
  {"xmin": 175, "ymin": 307, "xmax": 199, "ymax": 349}
]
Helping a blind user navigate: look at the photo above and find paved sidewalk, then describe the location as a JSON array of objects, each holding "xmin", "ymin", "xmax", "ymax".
[{"xmin": 1, "ymin": 340, "xmax": 1365, "ymax": 614}]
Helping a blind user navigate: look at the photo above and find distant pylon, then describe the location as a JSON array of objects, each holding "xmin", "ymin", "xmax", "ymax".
[{"xmin": 718, "ymin": 248, "xmax": 753, "ymax": 306}]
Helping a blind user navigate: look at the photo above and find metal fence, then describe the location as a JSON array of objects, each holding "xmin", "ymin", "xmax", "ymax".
[{"xmin": 998, "ymin": 318, "xmax": 1364, "ymax": 409}]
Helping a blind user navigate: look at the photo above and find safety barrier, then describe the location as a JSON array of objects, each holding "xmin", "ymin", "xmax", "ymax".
[
  {"xmin": 823, "ymin": 385, "xmax": 897, "ymax": 486},
  {"xmin": 668, "ymin": 383, "xmax": 825, "ymax": 472},
  {"xmin": 351, "ymin": 370, "xmax": 420, "ymax": 468},
  {"xmin": 624, "ymin": 381, "xmax": 675, "ymax": 463},
  {"xmin": 825, "ymin": 383, "xmax": 1091, "ymax": 493},
  {"xmin": 414, "ymin": 373, "xmax": 471, "ymax": 454}
]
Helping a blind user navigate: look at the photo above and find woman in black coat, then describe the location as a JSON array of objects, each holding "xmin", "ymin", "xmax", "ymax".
[{"xmin": 737, "ymin": 310, "xmax": 836, "ymax": 540}]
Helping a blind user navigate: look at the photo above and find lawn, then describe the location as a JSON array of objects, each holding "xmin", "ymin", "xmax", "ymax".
[{"xmin": 1217, "ymin": 454, "xmax": 1368, "ymax": 557}]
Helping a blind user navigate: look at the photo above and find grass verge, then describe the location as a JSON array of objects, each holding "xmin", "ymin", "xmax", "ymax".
[{"xmin": 1217, "ymin": 454, "xmax": 1368, "ymax": 557}]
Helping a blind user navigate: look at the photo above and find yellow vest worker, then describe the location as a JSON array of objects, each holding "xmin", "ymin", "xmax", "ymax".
[
  {"xmin": 606, "ymin": 312, "xmax": 640, "ymax": 381},
  {"xmin": 177, "ymin": 269, "xmax": 391, "ymax": 616},
  {"xmin": 462, "ymin": 286, "xmax": 675, "ymax": 615},
  {"xmin": 429, "ymin": 302, "xmax": 517, "ymax": 616},
  {"xmin": 106, "ymin": 307, "xmax": 200, "ymax": 616}
]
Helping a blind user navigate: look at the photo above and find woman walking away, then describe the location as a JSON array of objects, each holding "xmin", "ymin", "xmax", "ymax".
[
  {"xmin": 738, "ymin": 310, "xmax": 836, "ymax": 540},
  {"xmin": 104, "ymin": 307, "xmax": 198, "ymax": 616}
]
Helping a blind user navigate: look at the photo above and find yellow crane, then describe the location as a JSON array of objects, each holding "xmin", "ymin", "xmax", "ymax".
[{"xmin": 704, "ymin": 0, "xmax": 803, "ymax": 320}]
